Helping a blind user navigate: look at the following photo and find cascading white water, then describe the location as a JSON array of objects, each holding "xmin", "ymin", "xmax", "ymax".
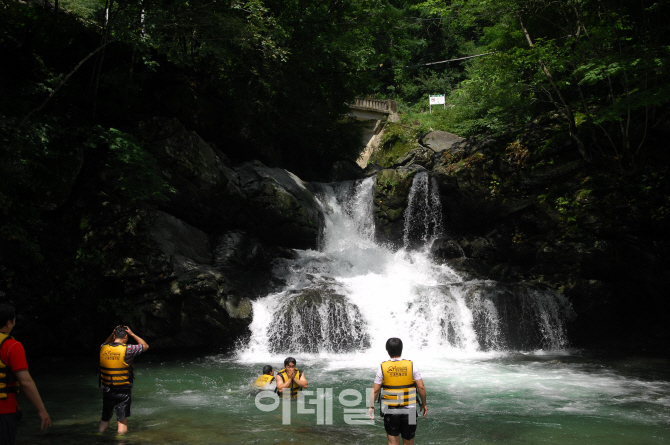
[
  {"xmin": 403, "ymin": 171, "xmax": 444, "ymax": 249},
  {"xmin": 242, "ymin": 176, "xmax": 573, "ymax": 359}
]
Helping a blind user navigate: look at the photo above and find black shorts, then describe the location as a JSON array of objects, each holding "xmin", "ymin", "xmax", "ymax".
[
  {"xmin": 0, "ymin": 411, "xmax": 22, "ymax": 445},
  {"xmin": 101, "ymin": 388, "xmax": 132, "ymax": 422},
  {"xmin": 383, "ymin": 409, "xmax": 417, "ymax": 440}
]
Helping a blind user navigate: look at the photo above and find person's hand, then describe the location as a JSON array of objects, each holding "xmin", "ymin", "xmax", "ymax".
[
  {"xmin": 38, "ymin": 409, "xmax": 51, "ymax": 430},
  {"xmin": 368, "ymin": 407, "xmax": 374, "ymax": 420},
  {"xmin": 124, "ymin": 326, "xmax": 135, "ymax": 337},
  {"xmin": 285, "ymin": 366, "xmax": 295, "ymax": 379},
  {"xmin": 421, "ymin": 404, "xmax": 428, "ymax": 417}
]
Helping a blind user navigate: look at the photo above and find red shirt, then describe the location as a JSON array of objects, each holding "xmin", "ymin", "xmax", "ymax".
[{"xmin": 0, "ymin": 337, "xmax": 29, "ymax": 414}]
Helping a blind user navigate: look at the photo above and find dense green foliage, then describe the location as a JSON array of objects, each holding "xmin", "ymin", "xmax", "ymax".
[{"xmin": 411, "ymin": 0, "xmax": 670, "ymax": 164}]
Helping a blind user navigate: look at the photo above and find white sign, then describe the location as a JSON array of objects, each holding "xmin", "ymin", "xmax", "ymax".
[{"xmin": 430, "ymin": 95, "xmax": 445, "ymax": 105}]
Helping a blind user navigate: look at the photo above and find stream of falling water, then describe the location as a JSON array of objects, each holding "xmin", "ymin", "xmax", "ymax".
[{"xmin": 241, "ymin": 175, "xmax": 572, "ymax": 359}]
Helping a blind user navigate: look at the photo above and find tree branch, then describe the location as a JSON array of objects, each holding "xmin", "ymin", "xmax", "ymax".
[{"xmin": 20, "ymin": 40, "xmax": 115, "ymax": 126}]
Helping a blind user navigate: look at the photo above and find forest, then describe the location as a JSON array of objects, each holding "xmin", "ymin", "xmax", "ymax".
[{"xmin": 1, "ymin": 0, "xmax": 669, "ymax": 353}]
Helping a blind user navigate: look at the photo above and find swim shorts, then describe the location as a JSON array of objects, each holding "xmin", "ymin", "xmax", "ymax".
[
  {"xmin": 383, "ymin": 410, "xmax": 417, "ymax": 440},
  {"xmin": 101, "ymin": 388, "xmax": 132, "ymax": 422},
  {"xmin": 0, "ymin": 410, "xmax": 22, "ymax": 445}
]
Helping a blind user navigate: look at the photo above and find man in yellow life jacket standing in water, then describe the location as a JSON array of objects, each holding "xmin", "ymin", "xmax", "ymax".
[
  {"xmin": 275, "ymin": 357, "xmax": 308, "ymax": 398},
  {"xmin": 98, "ymin": 325, "xmax": 149, "ymax": 436},
  {"xmin": 368, "ymin": 338, "xmax": 427, "ymax": 445}
]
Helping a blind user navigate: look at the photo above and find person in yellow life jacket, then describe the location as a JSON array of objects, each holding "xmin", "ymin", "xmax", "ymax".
[
  {"xmin": 275, "ymin": 357, "xmax": 308, "ymax": 398},
  {"xmin": 254, "ymin": 365, "xmax": 275, "ymax": 388},
  {"xmin": 368, "ymin": 338, "xmax": 427, "ymax": 445},
  {"xmin": 97, "ymin": 325, "xmax": 149, "ymax": 436},
  {"xmin": 0, "ymin": 303, "xmax": 50, "ymax": 445}
]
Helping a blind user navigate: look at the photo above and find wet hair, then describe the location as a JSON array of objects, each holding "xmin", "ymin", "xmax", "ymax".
[
  {"xmin": 0, "ymin": 303, "xmax": 16, "ymax": 327},
  {"xmin": 386, "ymin": 338, "xmax": 403, "ymax": 357},
  {"xmin": 114, "ymin": 326, "xmax": 128, "ymax": 339},
  {"xmin": 262, "ymin": 365, "xmax": 273, "ymax": 375},
  {"xmin": 284, "ymin": 357, "xmax": 297, "ymax": 367}
]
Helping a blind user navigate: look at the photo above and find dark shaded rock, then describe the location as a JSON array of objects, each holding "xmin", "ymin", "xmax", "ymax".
[
  {"xmin": 328, "ymin": 160, "xmax": 365, "ymax": 182},
  {"xmin": 459, "ymin": 237, "xmax": 497, "ymax": 262},
  {"xmin": 488, "ymin": 263, "xmax": 524, "ymax": 282},
  {"xmin": 234, "ymin": 161, "xmax": 324, "ymax": 250},
  {"xmin": 445, "ymin": 258, "xmax": 490, "ymax": 279},
  {"xmin": 140, "ymin": 117, "xmax": 243, "ymax": 230},
  {"xmin": 395, "ymin": 146, "xmax": 435, "ymax": 169},
  {"xmin": 430, "ymin": 236, "xmax": 464, "ymax": 260},
  {"xmin": 214, "ymin": 230, "xmax": 268, "ymax": 269},
  {"xmin": 363, "ymin": 163, "xmax": 383, "ymax": 177},
  {"xmin": 150, "ymin": 211, "xmax": 212, "ymax": 270}
]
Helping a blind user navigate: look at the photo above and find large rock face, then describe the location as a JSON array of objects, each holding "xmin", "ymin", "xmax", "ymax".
[
  {"xmin": 140, "ymin": 117, "xmax": 245, "ymax": 230},
  {"xmin": 234, "ymin": 161, "xmax": 324, "ymax": 250},
  {"xmin": 35, "ymin": 118, "xmax": 327, "ymax": 352},
  {"xmin": 372, "ymin": 167, "xmax": 418, "ymax": 247}
]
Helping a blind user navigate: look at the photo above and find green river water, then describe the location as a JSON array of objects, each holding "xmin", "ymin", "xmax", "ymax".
[{"xmin": 15, "ymin": 351, "xmax": 670, "ymax": 445}]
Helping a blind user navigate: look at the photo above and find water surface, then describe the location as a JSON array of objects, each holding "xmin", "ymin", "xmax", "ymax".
[{"xmin": 17, "ymin": 351, "xmax": 670, "ymax": 444}]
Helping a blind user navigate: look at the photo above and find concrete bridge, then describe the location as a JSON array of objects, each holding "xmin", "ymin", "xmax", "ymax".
[
  {"xmin": 347, "ymin": 98, "xmax": 400, "ymax": 167},
  {"xmin": 347, "ymin": 97, "xmax": 400, "ymax": 122}
]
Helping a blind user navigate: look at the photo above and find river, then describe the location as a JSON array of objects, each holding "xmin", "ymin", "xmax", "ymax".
[{"xmin": 16, "ymin": 175, "xmax": 670, "ymax": 444}]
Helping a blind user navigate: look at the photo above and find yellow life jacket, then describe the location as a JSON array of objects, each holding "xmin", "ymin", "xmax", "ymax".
[
  {"xmin": 0, "ymin": 333, "xmax": 20, "ymax": 399},
  {"xmin": 254, "ymin": 374, "xmax": 275, "ymax": 387},
  {"xmin": 99, "ymin": 343, "xmax": 133, "ymax": 388},
  {"xmin": 380, "ymin": 359, "xmax": 416, "ymax": 412},
  {"xmin": 275, "ymin": 367, "xmax": 302, "ymax": 398}
]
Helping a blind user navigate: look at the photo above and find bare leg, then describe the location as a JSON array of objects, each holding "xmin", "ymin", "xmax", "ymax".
[
  {"xmin": 98, "ymin": 420, "xmax": 110, "ymax": 433},
  {"xmin": 403, "ymin": 438, "xmax": 415, "ymax": 445},
  {"xmin": 117, "ymin": 419, "xmax": 128, "ymax": 435},
  {"xmin": 387, "ymin": 435, "xmax": 401, "ymax": 445}
]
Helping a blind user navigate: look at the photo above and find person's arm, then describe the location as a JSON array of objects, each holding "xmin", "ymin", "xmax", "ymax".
[
  {"xmin": 416, "ymin": 379, "xmax": 427, "ymax": 417},
  {"xmin": 275, "ymin": 373, "xmax": 288, "ymax": 392},
  {"xmin": 14, "ymin": 370, "xmax": 51, "ymax": 430},
  {"xmin": 368, "ymin": 383, "xmax": 381, "ymax": 419},
  {"xmin": 125, "ymin": 327, "xmax": 149, "ymax": 351},
  {"xmin": 293, "ymin": 371, "xmax": 308, "ymax": 389}
]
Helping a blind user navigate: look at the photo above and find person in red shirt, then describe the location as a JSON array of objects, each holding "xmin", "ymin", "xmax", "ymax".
[{"xmin": 0, "ymin": 303, "xmax": 51, "ymax": 445}]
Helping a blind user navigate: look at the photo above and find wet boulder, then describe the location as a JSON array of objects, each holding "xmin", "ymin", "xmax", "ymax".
[
  {"xmin": 140, "ymin": 117, "xmax": 244, "ymax": 230},
  {"xmin": 372, "ymin": 167, "xmax": 418, "ymax": 247},
  {"xmin": 267, "ymin": 288, "xmax": 370, "ymax": 353},
  {"xmin": 234, "ymin": 161, "xmax": 324, "ymax": 250}
]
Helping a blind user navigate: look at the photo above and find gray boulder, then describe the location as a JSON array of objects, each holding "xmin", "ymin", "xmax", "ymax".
[{"xmin": 421, "ymin": 130, "xmax": 465, "ymax": 153}]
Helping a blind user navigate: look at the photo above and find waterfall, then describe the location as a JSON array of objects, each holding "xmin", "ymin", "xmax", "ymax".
[
  {"xmin": 403, "ymin": 171, "xmax": 444, "ymax": 249},
  {"xmin": 242, "ymin": 176, "xmax": 573, "ymax": 358}
]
